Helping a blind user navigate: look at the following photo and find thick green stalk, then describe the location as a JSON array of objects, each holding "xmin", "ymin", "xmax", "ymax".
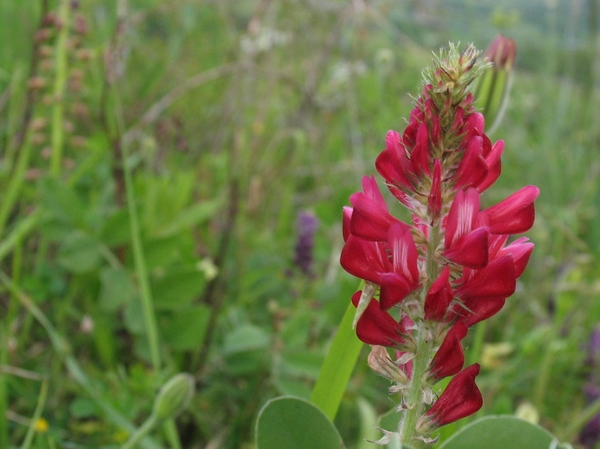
[
  {"xmin": 50, "ymin": 0, "xmax": 70, "ymax": 176},
  {"xmin": 397, "ymin": 223, "xmax": 441, "ymax": 444}
]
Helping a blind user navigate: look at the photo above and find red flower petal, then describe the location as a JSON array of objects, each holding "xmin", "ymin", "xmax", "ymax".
[
  {"xmin": 424, "ymin": 267, "xmax": 454, "ymax": 321},
  {"xmin": 376, "ymin": 131, "xmax": 414, "ymax": 190},
  {"xmin": 428, "ymin": 159, "xmax": 443, "ymax": 218},
  {"xmin": 445, "ymin": 188, "xmax": 480, "ymax": 249},
  {"xmin": 464, "ymin": 112, "xmax": 485, "ymax": 138},
  {"xmin": 456, "ymin": 255, "xmax": 516, "ymax": 300},
  {"xmin": 497, "ymin": 237, "xmax": 534, "ymax": 278},
  {"xmin": 388, "ymin": 223, "xmax": 419, "ymax": 285},
  {"xmin": 379, "ymin": 272, "xmax": 414, "ymax": 310},
  {"xmin": 480, "ymin": 185, "xmax": 540, "ymax": 234},
  {"xmin": 458, "ymin": 296, "xmax": 506, "ymax": 327},
  {"xmin": 425, "ymin": 364, "xmax": 482, "ymax": 427},
  {"xmin": 349, "ymin": 177, "xmax": 411, "ymax": 241},
  {"xmin": 487, "ymin": 234, "xmax": 509, "ymax": 260},
  {"xmin": 455, "ymin": 136, "xmax": 487, "ymax": 188},
  {"xmin": 352, "ymin": 291, "xmax": 405, "ymax": 346},
  {"xmin": 410, "ymin": 123, "xmax": 431, "ymax": 176},
  {"xmin": 428, "ymin": 322, "xmax": 468, "ymax": 380},
  {"xmin": 340, "ymin": 235, "xmax": 389, "ymax": 283},
  {"xmin": 443, "ymin": 227, "xmax": 489, "ymax": 269},
  {"xmin": 342, "ymin": 206, "xmax": 352, "ymax": 242},
  {"xmin": 362, "ymin": 175, "xmax": 388, "ymax": 206},
  {"xmin": 477, "ymin": 139, "xmax": 503, "ymax": 192}
]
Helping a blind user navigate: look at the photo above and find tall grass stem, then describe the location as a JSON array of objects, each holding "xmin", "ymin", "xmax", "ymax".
[{"xmin": 19, "ymin": 379, "xmax": 48, "ymax": 449}]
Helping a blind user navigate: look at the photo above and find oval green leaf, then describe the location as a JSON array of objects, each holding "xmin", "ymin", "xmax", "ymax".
[
  {"xmin": 439, "ymin": 416, "xmax": 560, "ymax": 449},
  {"xmin": 256, "ymin": 396, "xmax": 345, "ymax": 449}
]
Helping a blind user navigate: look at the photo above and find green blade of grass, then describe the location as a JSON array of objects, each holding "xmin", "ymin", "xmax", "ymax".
[
  {"xmin": 19, "ymin": 379, "xmax": 48, "ymax": 449},
  {"xmin": 310, "ymin": 300, "xmax": 363, "ymax": 421}
]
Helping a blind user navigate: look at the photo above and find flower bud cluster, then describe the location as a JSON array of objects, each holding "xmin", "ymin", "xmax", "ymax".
[
  {"xmin": 27, "ymin": 2, "xmax": 92, "ymax": 161},
  {"xmin": 340, "ymin": 43, "xmax": 538, "ymax": 443}
]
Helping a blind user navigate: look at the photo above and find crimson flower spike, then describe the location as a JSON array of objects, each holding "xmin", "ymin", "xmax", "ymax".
[{"xmin": 339, "ymin": 42, "xmax": 538, "ymax": 445}]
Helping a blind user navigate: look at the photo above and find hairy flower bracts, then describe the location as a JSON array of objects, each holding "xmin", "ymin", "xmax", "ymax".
[{"xmin": 340, "ymin": 44, "xmax": 539, "ymax": 444}]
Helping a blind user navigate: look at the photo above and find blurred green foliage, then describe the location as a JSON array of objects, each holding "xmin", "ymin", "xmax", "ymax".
[{"xmin": 1, "ymin": 0, "xmax": 600, "ymax": 448}]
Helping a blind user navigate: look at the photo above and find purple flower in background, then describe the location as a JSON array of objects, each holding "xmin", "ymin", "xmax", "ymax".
[
  {"xmin": 293, "ymin": 211, "xmax": 319, "ymax": 276},
  {"xmin": 580, "ymin": 327, "xmax": 600, "ymax": 448}
]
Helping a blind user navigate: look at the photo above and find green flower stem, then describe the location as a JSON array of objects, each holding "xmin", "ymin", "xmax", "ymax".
[
  {"xmin": 121, "ymin": 126, "xmax": 182, "ymax": 449},
  {"xmin": 50, "ymin": 0, "xmax": 70, "ymax": 176},
  {"xmin": 122, "ymin": 414, "xmax": 159, "ymax": 449},
  {"xmin": 20, "ymin": 379, "xmax": 48, "ymax": 449},
  {"xmin": 397, "ymin": 223, "xmax": 441, "ymax": 443},
  {"xmin": 0, "ymin": 270, "xmax": 162, "ymax": 449},
  {"xmin": 121, "ymin": 139, "xmax": 161, "ymax": 371},
  {"xmin": 163, "ymin": 420, "xmax": 182, "ymax": 449},
  {"xmin": 397, "ymin": 328, "xmax": 433, "ymax": 443},
  {"xmin": 107, "ymin": 23, "xmax": 181, "ymax": 445}
]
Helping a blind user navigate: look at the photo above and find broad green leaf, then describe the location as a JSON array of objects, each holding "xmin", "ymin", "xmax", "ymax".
[
  {"xmin": 57, "ymin": 232, "xmax": 103, "ymax": 273},
  {"xmin": 438, "ymin": 416, "xmax": 560, "ymax": 449},
  {"xmin": 39, "ymin": 177, "xmax": 86, "ymax": 227},
  {"xmin": 222, "ymin": 324, "xmax": 270, "ymax": 355},
  {"xmin": 99, "ymin": 209, "xmax": 131, "ymax": 247},
  {"xmin": 151, "ymin": 267, "xmax": 206, "ymax": 310},
  {"xmin": 144, "ymin": 236, "xmax": 184, "ymax": 270},
  {"xmin": 310, "ymin": 301, "xmax": 363, "ymax": 421},
  {"xmin": 255, "ymin": 396, "xmax": 345, "ymax": 449},
  {"xmin": 160, "ymin": 305, "xmax": 210, "ymax": 350},
  {"xmin": 99, "ymin": 267, "xmax": 136, "ymax": 311}
]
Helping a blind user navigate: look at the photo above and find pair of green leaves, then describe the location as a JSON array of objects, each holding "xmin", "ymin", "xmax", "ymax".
[{"xmin": 255, "ymin": 397, "xmax": 569, "ymax": 449}]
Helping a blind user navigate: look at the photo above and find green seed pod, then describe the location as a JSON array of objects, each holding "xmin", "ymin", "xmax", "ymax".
[{"xmin": 152, "ymin": 373, "xmax": 195, "ymax": 422}]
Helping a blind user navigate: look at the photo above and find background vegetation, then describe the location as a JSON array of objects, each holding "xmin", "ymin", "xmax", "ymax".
[{"xmin": 1, "ymin": 0, "xmax": 600, "ymax": 448}]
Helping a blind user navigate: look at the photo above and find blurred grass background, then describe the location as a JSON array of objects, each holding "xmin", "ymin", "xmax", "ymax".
[{"xmin": 1, "ymin": 0, "xmax": 600, "ymax": 448}]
